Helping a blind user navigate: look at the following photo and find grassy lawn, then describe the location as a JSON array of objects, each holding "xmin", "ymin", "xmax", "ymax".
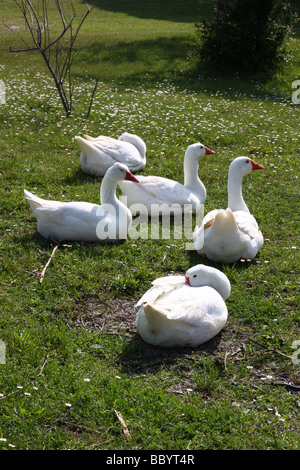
[{"xmin": 0, "ymin": 0, "xmax": 299, "ymax": 451}]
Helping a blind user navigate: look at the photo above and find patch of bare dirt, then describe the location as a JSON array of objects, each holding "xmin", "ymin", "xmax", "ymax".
[
  {"xmin": 74, "ymin": 297, "xmax": 138, "ymax": 335},
  {"xmin": 73, "ymin": 295, "xmax": 242, "ymax": 358},
  {"xmin": 71, "ymin": 295, "xmax": 300, "ymax": 394}
]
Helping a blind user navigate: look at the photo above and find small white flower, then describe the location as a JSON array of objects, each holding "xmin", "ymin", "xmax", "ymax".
[
  {"xmin": 83, "ymin": 378, "xmax": 90, "ymax": 382},
  {"xmin": 0, "ymin": 438, "xmax": 7, "ymax": 442},
  {"xmin": 65, "ymin": 403, "xmax": 72, "ymax": 407}
]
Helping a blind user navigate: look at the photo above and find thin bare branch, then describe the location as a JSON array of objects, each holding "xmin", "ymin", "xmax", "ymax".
[
  {"xmin": 3, "ymin": 21, "xmax": 36, "ymax": 51},
  {"xmin": 10, "ymin": 0, "xmax": 93, "ymax": 117},
  {"xmin": 57, "ymin": 0, "xmax": 67, "ymax": 29},
  {"xmin": 9, "ymin": 45, "xmax": 39, "ymax": 52},
  {"xmin": 44, "ymin": 21, "xmax": 74, "ymax": 51},
  {"xmin": 27, "ymin": 0, "xmax": 43, "ymax": 45},
  {"xmin": 86, "ymin": 78, "xmax": 99, "ymax": 118}
]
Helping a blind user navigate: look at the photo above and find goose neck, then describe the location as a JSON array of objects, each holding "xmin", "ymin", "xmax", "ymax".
[
  {"xmin": 100, "ymin": 179, "xmax": 119, "ymax": 206},
  {"xmin": 183, "ymin": 154, "xmax": 206, "ymax": 199},
  {"xmin": 133, "ymin": 139, "xmax": 146, "ymax": 159},
  {"xmin": 227, "ymin": 168, "xmax": 249, "ymax": 212},
  {"xmin": 207, "ymin": 273, "xmax": 231, "ymax": 300}
]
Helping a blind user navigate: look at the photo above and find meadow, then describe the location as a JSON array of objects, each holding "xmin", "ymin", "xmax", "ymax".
[{"xmin": 0, "ymin": 0, "xmax": 299, "ymax": 450}]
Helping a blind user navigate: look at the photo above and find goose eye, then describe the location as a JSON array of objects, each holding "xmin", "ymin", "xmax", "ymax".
[{"xmin": 193, "ymin": 274, "xmax": 197, "ymax": 278}]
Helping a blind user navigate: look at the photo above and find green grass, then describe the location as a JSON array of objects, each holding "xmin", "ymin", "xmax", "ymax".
[{"xmin": 0, "ymin": 0, "xmax": 299, "ymax": 451}]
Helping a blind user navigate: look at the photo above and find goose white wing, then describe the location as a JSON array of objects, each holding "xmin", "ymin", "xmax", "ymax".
[
  {"xmin": 120, "ymin": 176, "xmax": 200, "ymax": 207},
  {"xmin": 136, "ymin": 275, "xmax": 185, "ymax": 307},
  {"xmin": 89, "ymin": 136, "xmax": 142, "ymax": 166},
  {"xmin": 233, "ymin": 210, "xmax": 262, "ymax": 240},
  {"xmin": 164, "ymin": 301, "xmax": 206, "ymax": 325}
]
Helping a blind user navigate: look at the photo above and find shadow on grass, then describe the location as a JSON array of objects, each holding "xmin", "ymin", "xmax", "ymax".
[
  {"xmin": 62, "ymin": 167, "xmax": 103, "ymax": 186},
  {"xmin": 118, "ymin": 331, "xmax": 223, "ymax": 376},
  {"xmin": 187, "ymin": 249, "xmax": 258, "ymax": 280},
  {"xmin": 75, "ymin": 35, "xmax": 296, "ymax": 101},
  {"xmin": 82, "ymin": 0, "xmax": 209, "ymax": 23},
  {"xmin": 76, "ymin": 35, "xmax": 192, "ymax": 88},
  {"xmin": 14, "ymin": 227, "xmax": 127, "ymax": 251}
]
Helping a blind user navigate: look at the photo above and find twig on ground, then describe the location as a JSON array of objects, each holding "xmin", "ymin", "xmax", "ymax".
[
  {"xmin": 248, "ymin": 338, "xmax": 292, "ymax": 360},
  {"xmin": 224, "ymin": 351, "xmax": 230, "ymax": 373},
  {"xmin": 40, "ymin": 245, "xmax": 59, "ymax": 283},
  {"xmin": 114, "ymin": 409, "xmax": 131, "ymax": 440},
  {"xmin": 0, "ymin": 354, "xmax": 50, "ymax": 400},
  {"xmin": 29, "ymin": 354, "xmax": 50, "ymax": 380}
]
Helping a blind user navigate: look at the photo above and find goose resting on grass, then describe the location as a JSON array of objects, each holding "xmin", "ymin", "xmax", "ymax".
[
  {"xmin": 75, "ymin": 132, "xmax": 147, "ymax": 176},
  {"xmin": 118, "ymin": 142, "xmax": 215, "ymax": 216},
  {"xmin": 24, "ymin": 163, "xmax": 139, "ymax": 242},
  {"xmin": 193, "ymin": 156, "xmax": 264, "ymax": 263},
  {"xmin": 135, "ymin": 264, "xmax": 231, "ymax": 348}
]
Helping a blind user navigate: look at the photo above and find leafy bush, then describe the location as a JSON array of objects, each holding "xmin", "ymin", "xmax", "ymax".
[{"xmin": 194, "ymin": 0, "xmax": 297, "ymax": 75}]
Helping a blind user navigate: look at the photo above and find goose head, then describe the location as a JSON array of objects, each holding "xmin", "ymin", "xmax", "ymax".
[
  {"xmin": 106, "ymin": 162, "xmax": 139, "ymax": 183},
  {"xmin": 186, "ymin": 142, "xmax": 215, "ymax": 159},
  {"xmin": 184, "ymin": 264, "xmax": 231, "ymax": 300},
  {"xmin": 229, "ymin": 156, "xmax": 264, "ymax": 177},
  {"xmin": 118, "ymin": 132, "xmax": 147, "ymax": 157}
]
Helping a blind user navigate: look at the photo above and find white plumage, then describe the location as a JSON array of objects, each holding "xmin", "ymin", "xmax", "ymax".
[
  {"xmin": 193, "ymin": 157, "xmax": 264, "ymax": 263},
  {"xmin": 136, "ymin": 264, "xmax": 230, "ymax": 348},
  {"xmin": 75, "ymin": 132, "xmax": 146, "ymax": 176},
  {"xmin": 118, "ymin": 142, "xmax": 215, "ymax": 216},
  {"xmin": 24, "ymin": 163, "xmax": 138, "ymax": 242}
]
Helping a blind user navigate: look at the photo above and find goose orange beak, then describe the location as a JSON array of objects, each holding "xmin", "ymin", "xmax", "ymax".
[
  {"xmin": 251, "ymin": 160, "xmax": 264, "ymax": 171},
  {"xmin": 205, "ymin": 146, "xmax": 215, "ymax": 155},
  {"xmin": 185, "ymin": 276, "xmax": 190, "ymax": 285},
  {"xmin": 125, "ymin": 170, "xmax": 139, "ymax": 183}
]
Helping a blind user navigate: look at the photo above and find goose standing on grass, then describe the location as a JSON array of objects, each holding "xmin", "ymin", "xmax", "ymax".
[
  {"xmin": 75, "ymin": 132, "xmax": 147, "ymax": 176},
  {"xmin": 118, "ymin": 142, "xmax": 215, "ymax": 216},
  {"xmin": 135, "ymin": 264, "xmax": 231, "ymax": 348},
  {"xmin": 24, "ymin": 163, "xmax": 139, "ymax": 242},
  {"xmin": 193, "ymin": 156, "xmax": 264, "ymax": 263}
]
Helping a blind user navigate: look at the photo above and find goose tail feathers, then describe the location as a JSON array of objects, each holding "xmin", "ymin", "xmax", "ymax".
[{"xmin": 24, "ymin": 189, "xmax": 43, "ymax": 212}]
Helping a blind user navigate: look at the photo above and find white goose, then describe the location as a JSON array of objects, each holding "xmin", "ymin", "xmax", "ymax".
[
  {"xmin": 136, "ymin": 264, "xmax": 231, "ymax": 348},
  {"xmin": 24, "ymin": 163, "xmax": 139, "ymax": 242},
  {"xmin": 75, "ymin": 132, "xmax": 147, "ymax": 176},
  {"xmin": 118, "ymin": 142, "xmax": 215, "ymax": 216},
  {"xmin": 193, "ymin": 156, "xmax": 264, "ymax": 263}
]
